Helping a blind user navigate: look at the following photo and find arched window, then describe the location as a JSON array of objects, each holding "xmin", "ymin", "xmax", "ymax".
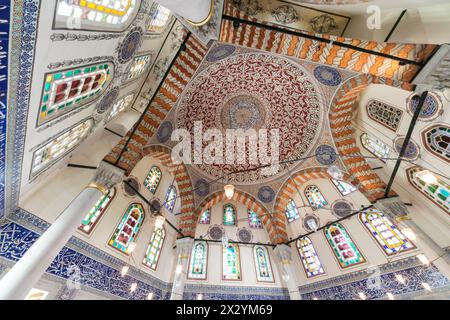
[
  {"xmin": 199, "ymin": 209, "xmax": 210, "ymax": 224},
  {"xmin": 222, "ymin": 244, "xmax": 241, "ymax": 280},
  {"xmin": 164, "ymin": 185, "xmax": 177, "ymax": 213},
  {"xmin": 407, "ymin": 167, "xmax": 450, "ymax": 214},
  {"xmin": 188, "ymin": 241, "xmax": 208, "ymax": 279},
  {"xmin": 147, "ymin": 3, "xmax": 171, "ymax": 34},
  {"xmin": 54, "ymin": 0, "xmax": 139, "ymax": 32},
  {"xmin": 223, "ymin": 204, "xmax": 237, "ymax": 226},
  {"xmin": 296, "ymin": 237, "xmax": 325, "ymax": 278},
  {"xmin": 360, "ymin": 133, "xmax": 390, "ymax": 160},
  {"xmin": 422, "ymin": 125, "xmax": 450, "ymax": 162},
  {"xmin": 107, "ymin": 93, "xmax": 134, "ymax": 121},
  {"xmin": 39, "ymin": 62, "xmax": 114, "ymax": 126},
  {"xmin": 144, "ymin": 166, "xmax": 162, "ymax": 194},
  {"xmin": 332, "ymin": 179, "xmax": 357, "ymax": 196},
  {"xmin": 366, "ymin": 100, "xmax": 403, "ymax": 132},
  {"xmin": 285, "ymin": 199, "xmax": 300, "ymax": 222},
  {"xmin": 248, "ymin": 209, "xmax": 263, "ymax": 229},
  {"xmin": 143, "ymin": 226, "xmax": 166, "ymax": 270},
  {"xmin": 31, "ymin": 119, "xmax": 93, "ymax": 178},
  {"xmin": 304, "ymin": 185, "xmax": 327, "ymax": 210},
  {"xmin": 253, "ymin": 246, "xmax": 274, "ymax": 282},
  {"xmin": 324, "ymin": 223, "xmax": 366, "ymax": 268},
  {"xmin": 79, "ymin": 188, "xmax": 116, "ymax": 234},
  {"xmin": 123, "ymin": 54, "xmax": 152, "ymax": 85},
  {"xmin": 109, "ymin": 203, "xmax": 145, "ymax": 254},
  {"xmin": 360, "ymin": 210, "xmax": 415, "ymax": 255}
]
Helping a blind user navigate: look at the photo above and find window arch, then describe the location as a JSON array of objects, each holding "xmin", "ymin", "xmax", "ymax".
[
  {"xmin": 422, "ymin": 125, "xmax": 450, "ymax": 163},
  {"xmin": 366, "ymin": 99, "xmax": 403, "ymax": 132},
  {"xmin": 324, "ymin": 223, "xmax": 366, "ymax": 268},
  {"xmin": 248, "ymin": 209, "xmax": 263, "ymax": 229},
  {"xmin": 360, "ymin": 210, "xmax": 415, "ymax": 255},
  {"xmin": 199, "ymin": 208, "xmax": 210, "ymax": 224},
  {"xmin": 144, "ymin": 166, "xmax": 162, "ymax": 194},
  {"xmin": 285, "ymin": 199, "xmax": 300, "ymax": 222},
  {"xmin": 164, "ymin": 185, "xmax": 177, "ymax": 213},
  {"xmin": 147, "ymin": 3, "xmax": 171, "ymax": 34},
  {"xmin": 31, "ymin": 119, "xmax": 93, "ymax": 178},
  {"xmin": 109, "ymin": 203, "xmax": 145, "ymax": 254},
  {"xmin": 223, "ymin": 204, "xmax": 237, "ymax": 226},
  {"xmin": 107, "ymin": 93, "xmax": 135, "ymax": 121},
  {"xmin": 223, "ymin": 244, "xmax": 241, "ymax": 280},
  {"xmin": 54, "ymin": 0, "xmax": 139, "ymax": 32},
  {"xmin": 304, "ymin": 185, "xmax": 327, "ymax": 210},
  {"xmin": 188, "ymin": 241, "xmax": 208, "ymax": 279},
  {"xmin": 123, "ymin": 54, "xmax": 152, "ymax": 85},
  {"xmin": 79, "ymin": 188, "xmax": 116, "ymax": 234},
  {"xmin": 296, "ymin": 237, "xmax": 325, "ymax": 278},
  {"xmin": 331, "ymin": 179, "xmax": 357, "ymax": 196},
  {"xmin": 143, "ymin": 226, "xmax": 166, "ymax": 270},
  {"xmin": 39, "ymin": 62, "xmax": 114, "ymax": 126},
  {"xmin": 407, "ymin": 167, "xmax": 450, "ymax": 214},
  {"xmin": 253, "ymin": 246, "xmax": 274, "ymax": 282},
  {"xmin": 360, "ymin": 133, "xmax": 390, "ymax": 160}
]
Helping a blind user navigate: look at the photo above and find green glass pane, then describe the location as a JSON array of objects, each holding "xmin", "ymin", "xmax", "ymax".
[
  {"xmin": 66, "ymin": 71, "xmax": 73, "ymax": 77},
  {"xmin": 44, "ymin": 83, "xmax": 51, "ymax": 91},
  {"xmin": 54, "ymin": 73, "xmax": 62, "ymax": 80},
  {"xmin": 41, "ymin": 105, "xmax": 46, "ymax": 111},
  {"xmin": 43, "ymin": 94, "xmax": 49, "ymax": 103}
]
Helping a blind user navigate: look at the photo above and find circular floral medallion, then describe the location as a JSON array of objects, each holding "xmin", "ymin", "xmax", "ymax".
[
  {"xmin": 157, "ymin": 121, "xmax": 173, "ymax": 143},
  {"xmin": 97, "ymin": 86, "xmax": 120, "ymax": 114},
  {"xmin": 258, "ymin": 186, "xmax": 275, "ymax": 203},
  {"xmin": 206, "ymin": 44, "xmax": 236, "ymax": 62},
  {"xmin": 303, "ymin": 215, "xmax": 320, "ymax": 232},
  {"xmin": 393, "ymin": 136, "xmax": 420, "ymax": 160},
  {"xmin": 208, "ymin": 225, "xmax": 224, "ymax": 240},
  {"xmin": 195, "ymin": 179, "xmax": 210, "ymax": 197},
  {"xmin": 407, "ymin": 91, "xmax": 442, "ymax": 121},
  {"xmin": 315, "ymin": 144, "xmax": 337, "ymax": 165},
  {"xmin": 123, "ymin": 176, "xmax": 140, "ymax": 197},
  {"xmin": 331, "ymin": 200, "xmax": 353, "ymax": 218},
  {"xmin": 313, "ymin": 65, "xmax": 342, "ymax": 86},
  {"xmin": 237, "ymin": 228, "xmax": 253, "ymax": 243},
  {"xmin": 117, "ymin": 27, "xmax": 143, "ymax": 64},
  {"xmin": 177, "ymin": 52, "xmax": 323, "ymax": 184}
]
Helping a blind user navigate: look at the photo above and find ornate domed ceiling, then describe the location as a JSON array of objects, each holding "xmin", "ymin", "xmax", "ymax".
[{"xmin": 175, "ymin": 44, "xmax": 326, "ymax": 184}]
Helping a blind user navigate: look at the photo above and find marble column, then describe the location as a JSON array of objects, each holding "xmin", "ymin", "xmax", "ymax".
[
  {"xmin": 0, "ymin": 161, "xmax": 124, "ymax": 300},
  {"xmin": 170, "ymin": 237, "xmax": 194, "ymax": 300},
  {"xmin": 273, "ymin": 244, "xmax": 302, "ymax": 300},
  {"xmin": 155, "ymin": 0, "xmax": 213, "ymax": 26}
]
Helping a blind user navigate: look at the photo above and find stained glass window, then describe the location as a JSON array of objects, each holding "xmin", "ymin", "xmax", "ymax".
[
  {"xmin": 332, "ymin": 179, "xmax": 357, "ymax": 196},
  {"xmin": 361, "ymin": 133, "xmax": 390, "ymax": 160},
  {"xmin": 79, "ymin": 188, "xmax": 115, "ymax": 234},
  {"xmin": 147, "ymin": 3, "xmax": 171, "ymax": 34},
  {"xmin": 296, "ymin": 237, "xmax": 325, "ymax": 278},
  {"xmin": 143, "ymin": 227, "xmax": 165, "ymax": 270},
  {"xmin": 324, "ymin": 223, "xmax": 366, "ymax": 268},
  {"xmin": 188, "ymin": 241, "xmax": 208, "ymax": 279},
  {"xmin": 107, "ymin": 93, "xmax": 134, "ymax": 121},
  {"xmin": 31, "ymin": 119, "xmax": 93, "ymax": 178},
  {"xmin": 248, "ymin": 209, "xmax": 263, "ymax": 229},
  {"xmin": 366, "ymin": 100, "xmax": 403, "ymax": 132},
  {"xmin": 285, "ymin": 199, "xmax": 300, "ymax": 223},
  {"xmin": 199, "ymin": 209, "xmax": 210, "ymax": 224},
  {"xmin": 422, "ymin": 125, "xmax": 450, "ymax": 162},
  {"xmin": 109, "ymin": 203, "xmax": 144, "ymax": 254},
  {"xmin": 144, "ymin": 166, "xmax": 162, "ymax": 194},
  {"xmin": 222, "ymin": 244, "xmax": 241, "ymax": 280},
  {"xmin": 39, "ymin": 62, "xmax": 113, "ymax": 125},
  {"xmin": 253, "ymin": 246, "xmax": 274, "ymax": 282},
  {"xmin": 223, "ymin": 204, "xmax": 237, "ymax": 226},
  {"xmin": 124, "ymin": 54, "xmax": 152, "ymax": 84},
  {"xmin": 55, "ymin": 0, "xmax": 138, "ymax": 32},
  {"xmin": 164, "ymin": 185, "xmax": 177, "ymax": 213},
  {"xmin": 407, "ymin": 167, "xmax": 450, "ymax": 213},
  {"xmin": 304, "ymin": 185, "xmax": 327, "ymax": 210},
  {"xmin": 360, "ymin": 210, "xmax": 415, "ymax": 255}
]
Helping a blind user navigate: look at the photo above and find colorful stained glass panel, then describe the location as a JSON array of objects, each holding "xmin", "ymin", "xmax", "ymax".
[
  {"xmin": 254, "ymin": 246, "xmax": 274, "ymax": 282},
  {"xmin": 143, "ymin": 227, "xmax": 166, "ymax": 270},
  {"xmin": 325, "ymin": 223, "xmax": 366, "ymax": 268},
  {"xmin": 79, "ymin": 188, "xmax": 115, "ymax": 234},
  {"xmin": 188, "ymin": 241, "xmax": 208, "ymax": 279},
  {"xmin": 222, "ymin": 244, "xmax": 241, "ymax": 280},
  {"xmin": 109, "ymin": 203, "xmax": 144, "ymax": 254},
  {"xmin": 144, "ymin": 166, "xmax": 162, "ymax": 194},
  {"xmin": 296, "ymin": 237, "xmax": 325, "ymax": 278}
]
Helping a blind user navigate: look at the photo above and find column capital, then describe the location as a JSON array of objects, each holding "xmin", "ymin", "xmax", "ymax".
[
  {"xmin": 91, "ymin": 161, "xmax": 125, "ymax": 192},
  {"xmin": 373, "ymin": 197, "xmax": 410, "ymax": 222},
  {"xmin": 175, "ymin": 237, "xmax": 195, "ymax": 259},
  {"xmin": 273, "ymin": 244, "xmax": 293, "ymax": 264}
]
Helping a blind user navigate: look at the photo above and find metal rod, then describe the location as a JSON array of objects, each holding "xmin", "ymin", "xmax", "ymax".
[
  {"xmin": 384, "ymin": 9, "xmax": 407, "ymax": 42},
  {"xmin": 67, "ymin": 163, "xmax": 97, "ymax": 170},
  {"xmin": 104, "ymin": 127, "xmax": 124, "ymax": 138},
  {"xmin": 384, "ymin": 91, "xmax": 428, "ymax": 198}
]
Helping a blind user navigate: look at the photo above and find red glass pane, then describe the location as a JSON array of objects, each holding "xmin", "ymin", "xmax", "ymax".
[
  {"xmin": 54, "ymin": 93, "xmax": 66, "ymax": 103},
  {"xmin": 56, "ymin": 83, "xmax": 67, "ymax": 93},
  {"xmin": 70, "ymin": 80, "xmax": 81, "ymax": 89},
  {"xmin": 68, "ymin": 89, "xmax": 78, "ymax": 98},
  {"xmin": 84, "ymin": 77, "xmax": 92, "ymax": 85},
  {"xmin": 91, "ymin": 81, "xmax": 99, "ymax": 90},
  {"xmin": 80, "ymin": 85, "xmax": 90, "ymax": 93}
]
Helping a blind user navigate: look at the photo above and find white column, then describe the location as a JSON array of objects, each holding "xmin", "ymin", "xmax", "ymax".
[
  {"xmin": 155, "ymin": 0, "xmax": 213, "ymax": 25},
  {"xmin": 0, "ymin": 162, "xmax": 124, "ymax": 300},
  {"xmin": 273, "ymin": 244, "xmax": 302, "ymax": 300},
  {"xmin": 170, "ymin": 237, "xmax": 194, "ymax": 300}
]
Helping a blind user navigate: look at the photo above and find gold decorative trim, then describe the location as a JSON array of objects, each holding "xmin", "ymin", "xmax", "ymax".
[
  {"xmin": 395, "ymin": 216, "xmax": 411, "ymax": 222},
  {"xmin": 186, "ymin": 0, "xmax": 214, "ymax": 26},
  {"xmin": 87, "ymin": 182, "xmax": 108, "ymax": 195}
]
